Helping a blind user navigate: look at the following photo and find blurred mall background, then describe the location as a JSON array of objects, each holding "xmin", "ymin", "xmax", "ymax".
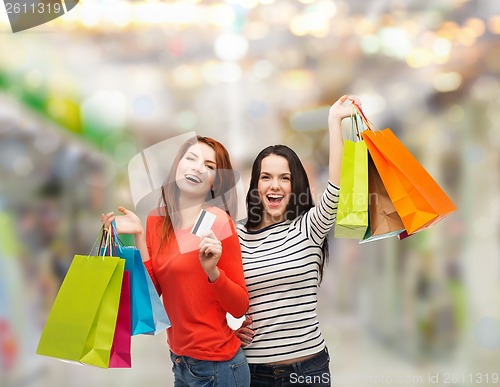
[{"xmin": 1, "ymin": 0, "xmax": 499, "ymax": 385}]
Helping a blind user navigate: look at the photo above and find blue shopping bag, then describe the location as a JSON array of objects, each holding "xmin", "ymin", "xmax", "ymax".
[
  {"xmin": 103, "ymin": 226, "xmax": 155, "ymax": 336},
  {"xmin": 143, "ymin": 268, "xmax": 171, "ymax": 335}
]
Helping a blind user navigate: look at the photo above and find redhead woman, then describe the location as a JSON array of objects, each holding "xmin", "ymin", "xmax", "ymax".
[
  {"xmin": 102, "ymin": 136, "xmax": 250, "ymax": 387},
  {"xmin": 236, "ymin": 95, "xmax": 362, "ymax": 386}
]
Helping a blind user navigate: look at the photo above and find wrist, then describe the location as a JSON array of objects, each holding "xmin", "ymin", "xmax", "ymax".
[{"xmin": 207, "ymin": 268, "xmax": 221, "ymax": 283}]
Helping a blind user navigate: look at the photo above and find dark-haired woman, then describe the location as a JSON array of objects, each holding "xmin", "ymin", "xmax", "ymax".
[
  {"xmin": 102, "ymin": 136, "xmax": 250, "ymax": 387},
  {"xmin": 235, "ymin": 95, "xmax": 362, "ymax": 387}
]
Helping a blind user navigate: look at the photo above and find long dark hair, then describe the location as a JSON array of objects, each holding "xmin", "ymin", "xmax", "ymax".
[
  {"xmin": 245, "ymin": 145, "xmax": 329, "ymax": 283},
  {"xmin": 158, "ymin": 136, "xmax": 236, "ymax": 246}
]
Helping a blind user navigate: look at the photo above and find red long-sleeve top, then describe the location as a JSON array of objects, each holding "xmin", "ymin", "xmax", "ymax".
[{"xmin": 143, "ymin": 206, "xmax": 248, "ymax": 361}]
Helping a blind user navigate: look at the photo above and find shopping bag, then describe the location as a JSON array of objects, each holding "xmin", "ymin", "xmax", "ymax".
[
  {"xmin": 108, "ymin": 243, "xmax": 155, "ymax": 336},
  {"xmin": 360, "ymin": 156, "xmax": 405, "ymax": 243},
  {"xmin": 335, "ymin": 114, "xmax": 369, "ymax": 239},
  {"xmin": 117, "ymin": 246, "xmax": 155, "ymax": 335},
  {"xmin": 108, "ymin": 271, "xmax": 132, "ymax": 368},
  {"xmin": 362, "ymin": 128, "xmax": 456, "ymax": 235},
  {"xmin": 143, "ymin": 268, "xmax": 171, "ymax": 335},
  {"xmin": 36, "ymin": 253, "xmax": 124, "ymax": 368}
]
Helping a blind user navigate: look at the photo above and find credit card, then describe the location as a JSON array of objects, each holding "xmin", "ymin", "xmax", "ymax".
[{"xmin": 191, "ymin": 209, "xmax": 216, "ymax": 237}]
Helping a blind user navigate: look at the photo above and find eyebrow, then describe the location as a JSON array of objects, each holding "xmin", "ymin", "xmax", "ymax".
[
  {"xmin": 260, "ymin": 171, "xmax": 291, "ymax": 176},
  {"xmin": 186, "ymin": 151, "xmax": 217, "ymax": 166}
]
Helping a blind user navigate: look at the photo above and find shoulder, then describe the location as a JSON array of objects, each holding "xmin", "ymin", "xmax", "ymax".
[
  {"xmin": 146, "ymin": 208, "xmax": 166, "ymax": 228},
  {"xmin": 205, "ymin": 206, "xmax": 237, "ymax": 238},
  {"xmin": 205, "ymin": 206, "xmax": 232, "ymax": 225}
]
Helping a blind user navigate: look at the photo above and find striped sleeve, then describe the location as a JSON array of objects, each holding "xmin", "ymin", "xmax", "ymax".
[{"xmin": 300, "ymin": 181, "xmax": 339, "ymax": 244}]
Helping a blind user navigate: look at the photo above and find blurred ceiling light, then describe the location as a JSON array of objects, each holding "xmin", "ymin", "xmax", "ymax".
[
  {"xmin": 201, "ymin": 61, "xmax": 220, "ymax": 85},
  {"xmin": 299, "ymin": 0, "xmax": 316, "ymax": 4},
  {"xmin": 281, "ymin": 70, "xmax": 313, "ymax": 90},
  {"xmin": 209, "ymin": 4, "xmax": 236, "ymax": 28},
  {"xmin": 259, "ymin": 0, "xmax": 276, "ymax": 4},
  {"xmin": 217, "ymin": 62, "xmax": 242, "ymax": 83},
  {"xmin": 79, "ymin": 1, "xmax": 101, "ymax": 28},
  {"xmin": 437, "ymin": 21, "xmax": 460, "ymax": 40},
  {"xmin": 360, "ymin": 35, "xmax": 381, "ymax": 55},
  {"xmin": 290, "ymin": 16, "xmax": 308, "ymax": 36},
  {"xmin": 172, "ymin": 65, "xmax": 203, "ymax": 89},
  {"xmin": 465, "ymin": 17, "xmax": 485, "ymax": 37},
  {"xmin": 355, "ymin": 18, "xmax": 376, "ymax": 36},
  {"xmin": 231, "ymin": 0, "xmax": 258, "ymax": 9},
  {"xmin": 134, "ymin": 3, "xmax": 174, "ymax": 24},
  {"xmin": 458, "ymin": 27, "xmax": 477, "ymax": 46},
  {"xmin": 214, "ymin": 34, "xmax": 249, "ymax": 61},
  {"xmin": 82, "ymin": 90, "xmax": 127, "ymax": 131},
  {"xmin": 433, "ymin": 72, "xmax": 462, "ymax": 92},
  {"xmin": 258, "ymin": 2, "xmax": 298, "ymax": 26},
  {"xmin": 109, "ymin": 3, "xmax": 132, "ymax": 28},
  {"xmin": 432, "ymin": 37, "xmax": 451, "ymax": 64},
  {"xmin": 290, "ymin": 2, "xmax": 335, "ymax": 37},
  {"xmin": 406, "ymin": 48, "xmax": 433, "ymax": 68},
  {"xmin": 402, "ymin": 20, "xmax": 420, "ymax": 38},
  {"xmin": 252, "ymin": 60, "xmax": 274, "ymax": 80},
  {"xmin": 244, "ymin": 21, "xmax": 270, "ymax": 40},
  {"xmin": 488, "ymin": 16, "xmax": 500, "ymax": 34},
  {"xmin": 380, "ymin": 28, "xmax": 411, "ymax": 59}
]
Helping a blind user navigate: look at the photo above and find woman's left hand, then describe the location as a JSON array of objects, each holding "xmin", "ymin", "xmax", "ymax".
[
  {"xmin": 199, "ymin": 230, "xmax": 222, "ymax": 282},
  {"xmin": 328, "ymin": 94, "xmax": 362, "ymax": 125}
]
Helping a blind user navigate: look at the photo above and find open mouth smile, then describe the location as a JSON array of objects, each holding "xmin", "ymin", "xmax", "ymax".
[
  {"xmin": 266, "ymin": 194, "xmax": 284, "ymax": 206},
  {"xmin": 185, "ymin": 174, "xmax": 202, "ymax": 184}
]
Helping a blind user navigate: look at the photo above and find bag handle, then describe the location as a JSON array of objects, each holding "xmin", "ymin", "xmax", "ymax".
[
  {"xmin": 88, "ymin": 226, "xmax": 112, "ymax": 260},
  {"xmin": 349, "ymin": 105, "xmax": 364, "ymax": 142},
  {"xmin": 109, "ymin": 220, "xmax": 124, "ymax": 255},
  {"xmin": 352, "ymin": 103, "xmax": 382, "ymax": 134}
]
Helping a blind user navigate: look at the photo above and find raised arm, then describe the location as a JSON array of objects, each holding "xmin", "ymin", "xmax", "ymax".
[
  {"xmin": 328, "ymin": 94, "xmax": 362, "ymax": 185},
  {"xmin": 301, "ymin": 95, "xmax": 362, "ymax": 244}
]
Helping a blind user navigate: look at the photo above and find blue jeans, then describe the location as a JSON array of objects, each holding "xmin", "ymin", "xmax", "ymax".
[
  {"xmin": 170, "ymin": 348, "xmax": 250, "ymax": 387},
  {"xmin": 249, "ymin": 348, "xmax": 331, "ymax": 387}
]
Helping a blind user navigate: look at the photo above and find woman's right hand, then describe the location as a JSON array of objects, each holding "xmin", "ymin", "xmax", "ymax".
[
  {"xmin": 101, "ymin": 207, "xmax": 143, "ymax": 235},
  {"xmin": 234, "ymin": 315, "xmax": 254, "ymax": 347}
]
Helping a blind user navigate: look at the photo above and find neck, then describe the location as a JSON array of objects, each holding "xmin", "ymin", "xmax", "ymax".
[
  {"xmin": 256, "ymin": 212, "xmax": 285, "ymax": 230},
  {"xmin": 178, "ymin": 195, "xmax": 205, "ymax": 229}
]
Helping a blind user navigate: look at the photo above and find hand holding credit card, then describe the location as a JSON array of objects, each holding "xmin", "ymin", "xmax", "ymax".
[{"xmin": 191, "ymin": 209, "xmax": 216, "ymax": 237}]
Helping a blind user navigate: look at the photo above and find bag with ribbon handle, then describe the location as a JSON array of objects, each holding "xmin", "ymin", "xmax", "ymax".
[
  {"xmin": 355, "ymin": 104, "xmax": 457, "ymax": 236},
  {"xmin": 36, "ymin": 227, "xmax": 124, "ymax": 368},
  {"xmin": 334, "ymin": 108, "xmax": 369, "ymax": 239},
  {"xmin": 109, "ymin": 221, "xmax": 170, "ymax": 335}
]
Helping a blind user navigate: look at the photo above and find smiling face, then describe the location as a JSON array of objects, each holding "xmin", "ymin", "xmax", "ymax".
[
  {"xmin": 257, "ymin": 154, "xmax": 293, "ymax": 227},
  {"xmin": 175, "ymin": 142, "xmax": 217, "ymax": 199}
]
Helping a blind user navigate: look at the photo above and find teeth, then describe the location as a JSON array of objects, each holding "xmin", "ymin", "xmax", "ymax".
[
  {"xmin": 185, "ymin": 174, "xmax": 201, "ymax": 183},
  {"xmin": 268, "ymin": 194, "xmax": 283, "ymax": 198}
]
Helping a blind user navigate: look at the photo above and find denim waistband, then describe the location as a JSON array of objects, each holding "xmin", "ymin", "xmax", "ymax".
[{"xmin": 249, "ymin": 348, "xmax": 329, "ymax": 379}]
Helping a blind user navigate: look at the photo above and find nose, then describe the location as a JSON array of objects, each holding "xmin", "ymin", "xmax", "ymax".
[
  {"xmin": 270, "ymin": 177, "xmax": 280, "ymax": 189},
  {"xmin": 193, "ymin": 161, "xmax": 206, "ymax": 173}
]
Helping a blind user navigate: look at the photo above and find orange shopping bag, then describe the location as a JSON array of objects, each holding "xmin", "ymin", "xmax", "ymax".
[{"xmin": 355, "ymin": 106, "xmax": 457, "ymax": 235}]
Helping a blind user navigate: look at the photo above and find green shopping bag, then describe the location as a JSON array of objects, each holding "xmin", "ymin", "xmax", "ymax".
[
  {"xmin": 36, "ymin": 231, "xmax": 124, "ymax": 368},
  {"xmin": 334, "ymin": 112, "xmax": 369, "ymax": 239}
]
